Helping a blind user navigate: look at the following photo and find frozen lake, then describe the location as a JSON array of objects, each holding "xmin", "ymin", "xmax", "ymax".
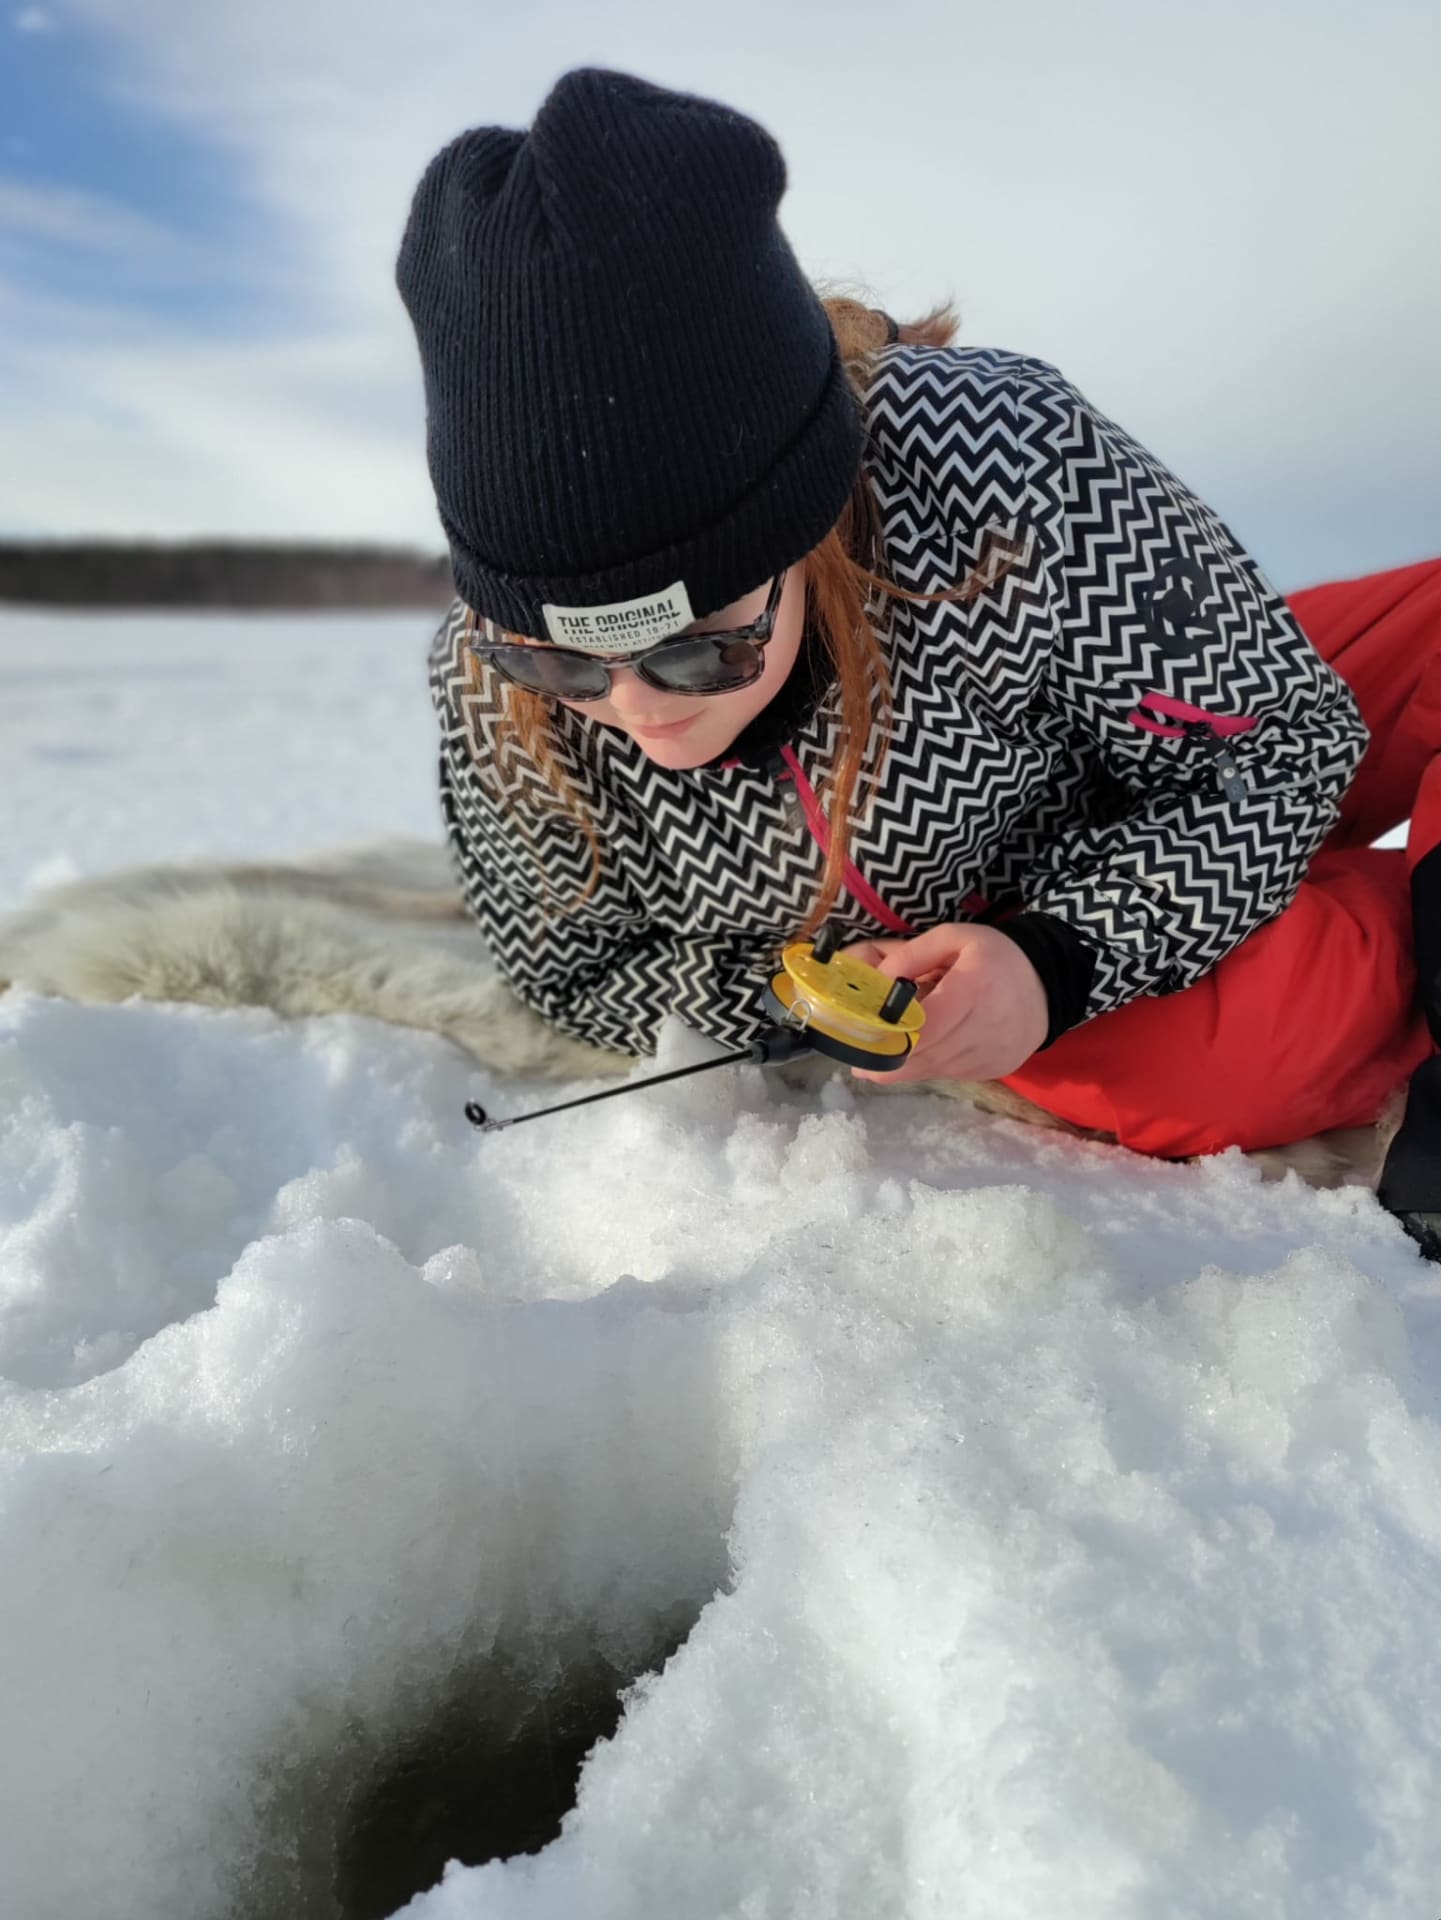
[{"xmin": 1, "ymin": 606, "xmax": 1438, "ymax": 1920}]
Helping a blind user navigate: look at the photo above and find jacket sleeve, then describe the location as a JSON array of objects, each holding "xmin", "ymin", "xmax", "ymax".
[
  {"xmin": 428, "ymin": 603, "xmax": 768, "ymax": 1057},
  {"xmin": 1003, "ymin": 359, "xmax": 1369, "ymax": 1027}
]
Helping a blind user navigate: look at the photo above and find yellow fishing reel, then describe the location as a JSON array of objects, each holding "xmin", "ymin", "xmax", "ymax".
[
  {"xmin": 763, "ymin": 924, "xmax": 925, "ymax": 1071},
  {"xmin": 465, "ymin": 921, "xmax": 927, "ymax": 1132}
]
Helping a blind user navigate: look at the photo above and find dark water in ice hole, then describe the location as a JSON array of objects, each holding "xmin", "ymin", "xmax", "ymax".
[
  {"xmin": 333, "ymin": 1656, "xmax": 630, "ymax": 1919},
  {"xmin": 241, "ymin": 1605, "xmax": 702, "ymax": 1920}
]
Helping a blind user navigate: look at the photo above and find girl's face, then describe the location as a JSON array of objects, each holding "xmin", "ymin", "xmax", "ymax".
[{"xmin": 555, "ymin": 566, "xmax": 809, "ymax": 770}]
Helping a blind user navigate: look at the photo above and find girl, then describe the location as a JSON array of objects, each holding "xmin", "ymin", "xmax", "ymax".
[{"xmin": 397, "ymin": 65, "xmax": 1441, "ymax": 1252}]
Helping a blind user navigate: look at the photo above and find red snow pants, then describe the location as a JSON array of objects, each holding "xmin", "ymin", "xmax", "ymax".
[{"xmin": 996, "ymin": 554, "xmax": 1441, "ymax": 1156}]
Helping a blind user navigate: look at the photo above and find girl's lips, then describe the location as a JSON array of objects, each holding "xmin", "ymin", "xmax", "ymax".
[{"xmin": 628, "ymin": 715, "xmax": 699, "ymax": 738}]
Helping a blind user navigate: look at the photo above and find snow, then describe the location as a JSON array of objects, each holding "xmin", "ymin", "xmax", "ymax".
[{"xmin": 2, "ymin": 606, "xmax": 1440, "ymax": 1920}]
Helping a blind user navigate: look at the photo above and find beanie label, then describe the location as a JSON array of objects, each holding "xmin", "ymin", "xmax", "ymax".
[{"xmin": 541, "ymin": 579, "xmax": 695, "ymax": 652}]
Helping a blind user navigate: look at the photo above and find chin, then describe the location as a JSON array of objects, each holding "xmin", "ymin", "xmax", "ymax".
[{"xmin": 631, "ymin": 732, "xmax": 722, "ymax": 769}]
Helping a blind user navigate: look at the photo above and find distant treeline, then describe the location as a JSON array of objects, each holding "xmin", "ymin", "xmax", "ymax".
[{"xmin": 0, "ymin": 541, "xmax": 456, "ymax": 609}]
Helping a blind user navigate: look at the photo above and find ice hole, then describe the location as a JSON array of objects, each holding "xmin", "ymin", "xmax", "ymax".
[{"xmin": 235, "ymin": 1606, "xmax": 704, "ymax": 1920}]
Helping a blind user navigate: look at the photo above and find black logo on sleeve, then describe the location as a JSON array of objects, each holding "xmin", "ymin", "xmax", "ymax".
[{"xmin": 1140, "ymin": 567, "xmax": 1217, "ymax": 658}]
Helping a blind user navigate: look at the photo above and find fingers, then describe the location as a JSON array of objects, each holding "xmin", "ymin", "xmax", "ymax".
[
  {"xmin": 844, "ymin": 926, "xmax": 1045, "ymax": 1086},
  {"xmin": 850, "ymin": 949, "xmax": 984, "ymax": 1083},
  {"xmin": 878, "ymin": 923, "xmax": 970, "ymax": 978},
  {"xmin": 837, "ymin": 936, "xmax": 905, "ymax": 972},
  {"xmin": 838, "ymin": 928, "xmax": 967, "ymax": 980},
  {"xmin": 908, "ymin": 966, "xmax": 950, "ymax": 1001}
]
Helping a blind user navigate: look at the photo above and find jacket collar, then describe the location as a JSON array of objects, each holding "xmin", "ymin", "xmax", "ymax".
[{"xmin": 688, "ymin": 618, "xmax": 835, "ymax": 773}]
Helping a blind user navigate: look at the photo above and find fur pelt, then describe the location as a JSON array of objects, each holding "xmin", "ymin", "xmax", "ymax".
[
  {"xmin": 0, "ymin": 835, "xmax": 1404, "ymax": 1190},
  {"xmin": 0, "ymin": 837, "xmax": 621, "ymax": 1083}
]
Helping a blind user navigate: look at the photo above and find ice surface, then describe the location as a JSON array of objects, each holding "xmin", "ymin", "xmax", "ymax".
[
  {"xmin": 2, "ymin": 612, "xmax": 1440, "ymax": 1919},
  {"xmin": 0, "ymin": 609, "xmax": 442, "ymax": 912}
]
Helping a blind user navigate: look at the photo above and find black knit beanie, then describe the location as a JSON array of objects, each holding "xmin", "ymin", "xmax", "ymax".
[{"xmin": 395, "ymin": 66, "xmax": 865, "ymax": 640}]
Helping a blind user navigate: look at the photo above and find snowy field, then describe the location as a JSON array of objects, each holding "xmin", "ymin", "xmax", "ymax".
[{"xmin": 2, "ymin": 606, "xmax": 1440, "ymax": 1920}]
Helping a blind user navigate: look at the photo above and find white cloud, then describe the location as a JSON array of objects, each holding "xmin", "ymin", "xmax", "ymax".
[
  {"xmin": 0, "ymin": 179, "xmax": 204, "ymax": 260},
  {"xmin": 4, "ymin": 0, "xmax": 1440, "ymax": 582},
  {"xmin": 0, "ymin": 177, "xmax": 302, "ymax": 314},
  {"xmin": 0, "ymin": 272, "xmax": 438, "ymax": 544}
]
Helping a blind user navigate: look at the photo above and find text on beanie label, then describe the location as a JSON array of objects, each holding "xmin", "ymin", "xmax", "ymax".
[{"xmin": 541, "ymin": 580, "xmax": 697, "ymax": 651}]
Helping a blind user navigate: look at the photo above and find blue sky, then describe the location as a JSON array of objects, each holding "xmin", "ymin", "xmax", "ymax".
[
  {"xmin": 1, "ymin": 0, "xmax": 1438, "ymax": 591},
  {"xmin": 3, "ymin": 12, "xmax": 238, "ymax": 283},
  {"xmin": 0, "ymin": 13, "xmax": 308, "ymax": 343}
]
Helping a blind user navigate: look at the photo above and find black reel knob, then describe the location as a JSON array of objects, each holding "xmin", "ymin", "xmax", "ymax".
[
  {"xmin": 879, "ymin": 977, "xmax": 918, "ymax": 1024},
  {"xmin": 809, "ymin": 923, "xmax": 841, "ymax": 965}
]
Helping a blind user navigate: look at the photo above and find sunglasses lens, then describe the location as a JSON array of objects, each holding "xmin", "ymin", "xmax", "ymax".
[
  {"xmin": 477, "ymin": 647, "xmax": 608, "ymax": 701},
  {"xmin": 643, "ymin": 636, "xmax": 764, "ymax": 693}
]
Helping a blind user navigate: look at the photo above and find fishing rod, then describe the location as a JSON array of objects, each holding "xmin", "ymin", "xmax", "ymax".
[{"xmin": 465, "ymin": 923, "xmax": 925, "ymax": 1133}]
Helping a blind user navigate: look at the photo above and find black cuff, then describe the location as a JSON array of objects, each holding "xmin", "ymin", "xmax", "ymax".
[
  {"xmin": 985, "ymin": 911, "xmax": 1098, "ymax": 1050},
  {"xmin": 1411, "ymin": 841, "xmax": 1441, "ymax": 1048},
  {"xmin": 1377, "ymin": 1055, "xmax": 1441, "ymax": 1214}
]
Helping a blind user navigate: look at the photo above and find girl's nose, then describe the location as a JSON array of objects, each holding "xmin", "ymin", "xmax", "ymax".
[{"xmin": 605, "ymin": 664, "xmax": 681, "ymax": 724}]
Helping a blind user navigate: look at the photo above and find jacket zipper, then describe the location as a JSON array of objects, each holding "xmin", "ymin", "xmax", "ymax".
[{"xmin": 1176, "ymin": 721, "xmax": 1251, "ymax": 802}]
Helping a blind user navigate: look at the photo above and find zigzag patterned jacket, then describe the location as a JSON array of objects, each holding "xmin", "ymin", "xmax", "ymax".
[{"xmin": 428, "ymin": 343, "xmax": 1368, "ymax": 1058}]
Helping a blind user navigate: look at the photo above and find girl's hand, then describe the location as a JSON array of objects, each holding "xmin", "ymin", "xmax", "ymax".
[{"xmin": 841, "ymin": 924, "xmax": 1049, "ymax": 1083}]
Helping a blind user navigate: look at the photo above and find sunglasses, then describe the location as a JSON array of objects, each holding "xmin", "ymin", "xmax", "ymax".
[{"xmin": 466, "ymin": 570, "xmax": 788, "ymax": 701}]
